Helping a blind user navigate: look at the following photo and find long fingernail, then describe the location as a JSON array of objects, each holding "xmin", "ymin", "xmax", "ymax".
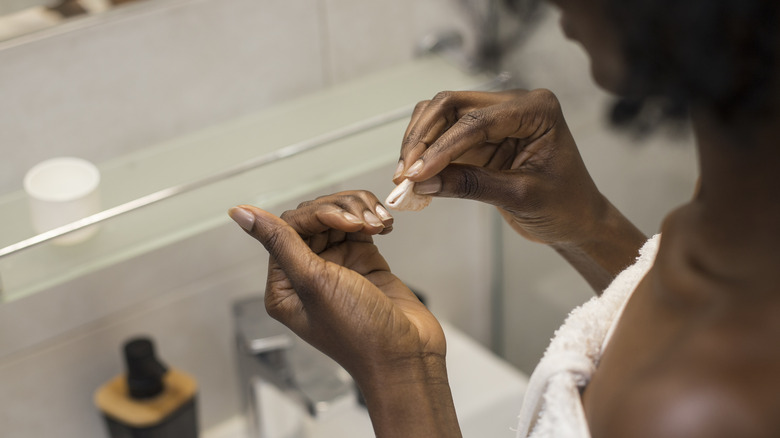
[
  {"xmin": 393, "ymin": 160, "xmax": 405, "ymax": 180},
  {"xmin": 405, "ymin": 159, "xmax": 424, "ymax": 178},
  {"xmin": 375, "ymin": 205, "xmax": 393, "ymax": 221},
  {"xmin": 343, "ymin": 212, "xmax": 363, "ymax": 224},
  {"xmin": 228, "ymin": 206, "xmax": 255, "ymax": 231},
  {"xmin": 363, "ymin": 211, "xmax": 384, "ymax": 227},
  {"xmin": 415, "ymin": 176, "xmax": 442, "ymax": 195}
]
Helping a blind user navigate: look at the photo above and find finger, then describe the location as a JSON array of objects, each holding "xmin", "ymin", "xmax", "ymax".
[
  {"xmin": 405, "ymin": 108, "xmax": 515, "ymax": 182},
  {"xmin": 397, "ymin": 117, "xmax": 450, "ymax": 184},
  {"xmin": 281, "ymin": 203, "xmax": 365, "ymax": 238},
  {"xmin": 412, "ymin": 164, "xmax": 530, "ymax": 209},
  {"xmin": 394, "ymin": 101, "xmax": 428, "ymax": 180},
  {"xmin": 263, "ymin": 255, "xmax": 309, "ymax": 333},
  {"xmin": 229, "ymin": 205, "xmax": 326, "ymax": 298},
  {"xmin": 279, "ymin": 192, "xmax": 393, "ymax": 240},
  {"xmin": 485, "ymin": 139, "xmax": 522, "ymax": 170},
  {"xmin": 346, "ymin": 231, "xmax": 375, "ymax": 243},
  {"xmin": 453, "ymin": 140, "xmax": 523, "ymax": 169},
  {"xmin": 374, "ymin": 204, "xmax": 394, "ymax": 234},
  {"xmin": 397, "ymin": 93, "xmax": 460, "ymax": 184},
  {"xmin": 327, "ymin": 229, "xmax": 347, "ymax": 247},
  {"xmin": 399, "ymin": 91, "xmax": 487, "ymax": 183},
  {"xmin": 407, "ymin": 89, "xmax": 559, "ymax": 182},
  {"xmin": 312, "ymin": 227, "xmax": 374, "ymax": 254},
  {"xmin": 329, "ymin": 191, "xmax": 394, "ymax": 235},
  {"xmin": 310, "ymin": 232, "xmax": 329, "ymax": 254},
  {"xmin": 403, "ymin": 100, "xmax": 430, "ymax": 142}
]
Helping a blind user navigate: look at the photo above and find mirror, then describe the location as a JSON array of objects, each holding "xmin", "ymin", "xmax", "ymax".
[{"xmin": 0, "ymin": 0, "xmax": 150, "ymax": 41}]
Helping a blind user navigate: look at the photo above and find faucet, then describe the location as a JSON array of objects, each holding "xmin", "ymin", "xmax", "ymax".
[
  {"xmin": 419, "ymin": 0, "xmax": 542, "ymax": 74},
  {"xmin": 233, "ymin": 296, "xmax": 357, "ymax": 438}
]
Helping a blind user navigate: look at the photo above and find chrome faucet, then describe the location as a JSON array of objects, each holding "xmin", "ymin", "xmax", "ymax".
[
  {"xmin": 418, "ymin": 0, "xmax": 541, "ymax": 74},
  {"xmin": 233, "ymin": 296, "xmax": 357, "ymax": 438}
]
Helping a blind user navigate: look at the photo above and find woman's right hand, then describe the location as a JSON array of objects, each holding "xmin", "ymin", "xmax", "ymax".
[
  {"xmin": 395, "ymin": 88, "xmax": 608, "ymax": 248},
  {"xmin": 229, "ymin": 193, "xmax": 462, "ymax": 437}
]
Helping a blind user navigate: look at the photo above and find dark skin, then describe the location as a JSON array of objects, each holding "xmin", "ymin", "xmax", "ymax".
[
  {"xmin": 229, "ymin": 195, "xmax": 461, "ymax": 437},
  {"xmin": 393, "ymin": 88, "xmax": 646, "ymax": 292},
  {"xmin": 582, "ymin": 113, "xmax": 780, "ymax": 437},
  {"xmin": 548, "ymin": 1, "xmax": 780, "ymax": 436},
  {"xmin": 229, "ymin": 0, "xmax": 780, "ymax": 436}
]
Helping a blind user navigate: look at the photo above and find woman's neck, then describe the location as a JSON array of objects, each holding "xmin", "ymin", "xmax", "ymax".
[
  {"xmin": 678, "ymin": 109, "xmax": 780, "ymax": 288},
  {"xmin": 691, "ymin": 110, "xmax": 780, "ymax": 228}
]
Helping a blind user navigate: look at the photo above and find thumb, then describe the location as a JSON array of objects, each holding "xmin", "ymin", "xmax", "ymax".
[
  {"xmin": 415, "ymin": 163, "xmax": 527, "ymax": 208},
  {"xmin": 228, "ymin": 205, "xmax": 324, "ymax": 293}
]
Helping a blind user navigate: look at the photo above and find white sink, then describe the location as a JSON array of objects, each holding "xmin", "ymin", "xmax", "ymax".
[{"xmin": 206, "ymin": 323, "xmax": 528, "ymax": 438}]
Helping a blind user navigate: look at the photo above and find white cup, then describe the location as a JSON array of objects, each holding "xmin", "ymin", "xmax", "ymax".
[{"xmin": 24, "ymin": 157, "xmax": 101, "ymax": 245}]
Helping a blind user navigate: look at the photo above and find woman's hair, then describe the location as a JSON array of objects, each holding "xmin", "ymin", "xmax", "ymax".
[{"xmin": 607, "ymin": 0, "xmax": 779, "ymax": 127}]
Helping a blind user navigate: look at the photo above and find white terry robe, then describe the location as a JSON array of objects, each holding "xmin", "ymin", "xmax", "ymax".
[{"xmin": 515, "ymin": 234, "xmax": 661, "ymax": 438}]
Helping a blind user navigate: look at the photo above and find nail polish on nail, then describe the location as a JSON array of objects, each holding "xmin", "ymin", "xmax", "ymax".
[
  {"xmin": 363, "ymin": 211, "xmax": 383, "ymax": 226},
  {"xmin": 415, "ymin": 177, "xmax": 442, "ymax": 195},
  {"xmin": 375, "ymin": 205, "xmax": 393, "ymax": 221},
  {"xmin": 228, "ymin": 207, "xmax": 256, "ymax": 231},
  {"xmin": 405, "ymin": 159, "xmax": 424, "ymax": 177},
  {"xmin": 342, "ymin": 212, "xmax": 363, "ymax": 224},
  {"xmin": 393, "ymin": 161, "xmax": 405, "ymax": 180}
]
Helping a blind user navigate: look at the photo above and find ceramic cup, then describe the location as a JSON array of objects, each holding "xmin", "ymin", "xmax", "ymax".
[{"xmin": 24, "ymin": 157, "xmax": 101, "ymax": 245}]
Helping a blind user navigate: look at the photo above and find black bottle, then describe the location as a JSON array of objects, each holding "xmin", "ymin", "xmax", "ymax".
[{"xmin": 94, "ymin": 337, "xmax": 199, "ymax": 438}]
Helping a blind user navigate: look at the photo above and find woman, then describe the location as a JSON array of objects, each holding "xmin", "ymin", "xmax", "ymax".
[{"xmin": 228, "ymin": 0, "xmax": 780, "ymax": 436}]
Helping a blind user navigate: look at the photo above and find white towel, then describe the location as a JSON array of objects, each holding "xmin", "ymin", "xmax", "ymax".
[{"xmin": 516, "ymin": 234, "xmax": 661, "ymax": 438}]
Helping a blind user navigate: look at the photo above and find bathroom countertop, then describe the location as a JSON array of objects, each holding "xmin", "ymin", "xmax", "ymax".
[{"xmin": 204, "ymin": 322, "xmax": 528, "ymax": 438}]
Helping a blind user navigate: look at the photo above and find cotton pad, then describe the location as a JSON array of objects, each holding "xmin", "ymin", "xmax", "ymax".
[{"xmin": 385, "ymin": 178, "xmax": 432, "ymax": 211}]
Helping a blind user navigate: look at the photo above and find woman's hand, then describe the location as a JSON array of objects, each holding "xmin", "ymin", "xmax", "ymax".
[
  {"xmin": 228, "ymin": 191, "xmax": 461, "ymax": 437},
  {"xmin": 397, "ymin": 89, "xmax": 646, "ymax": 290},
  {"xmin": 396, "ymin": 88, "xmax": 606, "ymax": 246}
]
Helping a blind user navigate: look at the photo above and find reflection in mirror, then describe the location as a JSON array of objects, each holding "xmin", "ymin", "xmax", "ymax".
[{"xmin": 0, "ymin": 0, "xmax": 149, "ymax": 42}]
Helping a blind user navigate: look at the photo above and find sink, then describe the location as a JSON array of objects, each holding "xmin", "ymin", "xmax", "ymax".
[{"xmin": 206, "ymin": 323, "xmax": 528, "ymax": 438}]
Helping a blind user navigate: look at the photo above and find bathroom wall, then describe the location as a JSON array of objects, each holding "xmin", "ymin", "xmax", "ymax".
[
  {"xmin": 0, "ymin": 0, "xmax": 494, "ymax": 437},
  {"xmin": 0, "ymin": 0, "xmax": 475, "ymax": 194}
]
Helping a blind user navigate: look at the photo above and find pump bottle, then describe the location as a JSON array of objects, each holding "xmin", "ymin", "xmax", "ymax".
[{"xmin": 94, "ymin": 337, "xmax": 198, "ymax": 438}]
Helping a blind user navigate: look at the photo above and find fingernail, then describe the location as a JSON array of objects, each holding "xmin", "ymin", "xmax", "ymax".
[
  {"xmin": 363, "ymin": 211, "xmax": 384, "ymax": 227},
  {"xmin": 393, "ymin": 160, "xmax": 405, "ymax": 180},
  {"xmin": 404, "ymin": 159, "xmax": 424, "ymax": 178},
  {"xmin": 343, "ymin": 212, "xmax": 363, "ymax": 224},
  {"xmin": 375, "ymin": 205, "xmax": 393, "ymax": 221},
  {"xmin": 228, "ymin": 206, "xmax": 256, "ymax": 231},
  {"xmin": 415, "ymin": 176, "xmax": 442, "ymax": 195}
]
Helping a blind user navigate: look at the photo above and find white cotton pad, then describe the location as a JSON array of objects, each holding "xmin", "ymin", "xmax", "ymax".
[{"xmin": 385, "ymin": 178, "xmax": 432, "ymax": 211}]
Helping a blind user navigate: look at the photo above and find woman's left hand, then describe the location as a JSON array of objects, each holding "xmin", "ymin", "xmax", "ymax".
[{"xmin": 228, "ymin": 191, "xmax": 445, "ymax": 387}]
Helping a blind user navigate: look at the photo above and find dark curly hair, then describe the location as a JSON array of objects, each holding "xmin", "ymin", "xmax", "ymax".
[{"xmin": 606, "ymin": 0, "xmax": 779, "ymax": 127}]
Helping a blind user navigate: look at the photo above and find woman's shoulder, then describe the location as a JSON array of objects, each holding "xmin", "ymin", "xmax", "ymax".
[
  {"xmin": 597, "ymin": 314, "xmax": 780, "ymax": 438},
  {"xmin": 589, "ymin": 204, "xmax": 780, "ymax": 438},
  {"xmin": 598, "ymin": 357, "xmax": 780, "ymax": 438}
]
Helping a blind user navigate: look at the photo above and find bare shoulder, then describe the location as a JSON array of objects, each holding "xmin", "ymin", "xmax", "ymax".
[{"xmin": 598, "ymin": 366, "xmax": 780, "ymax": 438}]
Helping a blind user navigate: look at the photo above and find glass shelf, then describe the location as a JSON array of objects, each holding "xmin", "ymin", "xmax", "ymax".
[{"xmin": 0, "ymin": 56, "xmax": 503, "ymax": 302}]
